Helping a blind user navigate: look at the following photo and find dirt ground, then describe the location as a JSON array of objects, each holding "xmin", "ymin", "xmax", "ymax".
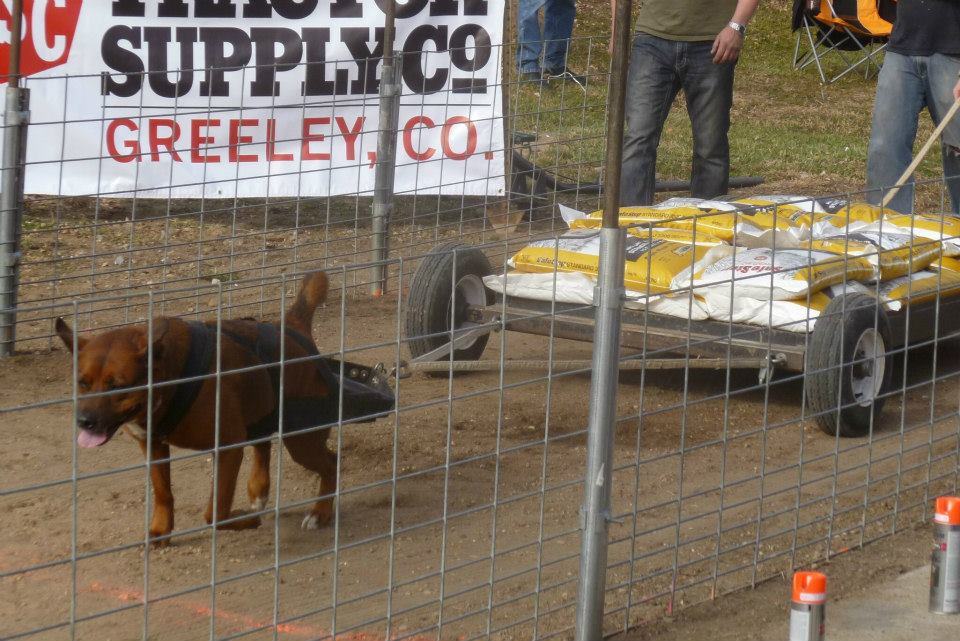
[{"xmin": 3, "ymin": 209, "xmax": 960, "ymax": 641}]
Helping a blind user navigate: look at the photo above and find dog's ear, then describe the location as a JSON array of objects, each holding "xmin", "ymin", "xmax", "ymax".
[
  {"xmin": 55, "ymin": 318, "xmax": 87, "ymax": 353},
  {"xmin": 136, "ymin": 318, "xmax": 168, "ymax": 361}
]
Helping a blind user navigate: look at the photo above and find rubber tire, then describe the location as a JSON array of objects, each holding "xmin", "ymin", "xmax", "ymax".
[
  {"xmin": 405, "ymin": 241, "xmax": 492, "ymax": 361},
  {"xmin": 805, "ymin": 293, "xmax": 893, "ymax": 438}
]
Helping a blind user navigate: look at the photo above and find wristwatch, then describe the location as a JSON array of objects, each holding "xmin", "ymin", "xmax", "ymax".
[{"xmin": 728, "ymin": 21, "xmax": 747, "ymax": 36}]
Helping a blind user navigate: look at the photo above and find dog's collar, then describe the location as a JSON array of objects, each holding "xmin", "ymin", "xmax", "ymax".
[{"xmin": 151, "ymin": 321, "xmax": 215, "ymax": 439}]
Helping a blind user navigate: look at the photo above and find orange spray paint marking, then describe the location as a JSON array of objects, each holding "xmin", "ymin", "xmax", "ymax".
[{"xmin": 85, "ymin": 580, "xmax": 440, "ymax": 641}]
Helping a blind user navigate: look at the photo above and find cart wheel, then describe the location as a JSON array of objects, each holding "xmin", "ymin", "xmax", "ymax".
[
  {"xmin": 805, "ymin": 293, "xmax": 892, "ymax": 437},
  {"xmin": 405, "ymin": 241, "xmax": 492, "ymax": 361}
]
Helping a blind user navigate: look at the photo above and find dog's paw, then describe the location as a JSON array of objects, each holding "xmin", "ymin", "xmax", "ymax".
[
  {"xmin": 301, "ymin": 512, "xmax": 333, "ymax": 530},
  {"xmin": 250, "ymin": 497, "xmax": 265, "ymax": 512}
]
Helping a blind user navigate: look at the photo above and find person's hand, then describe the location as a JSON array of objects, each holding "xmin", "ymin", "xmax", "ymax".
[
  {"xmin": 711, "ymin": 26, "xmax": 743, "ymax": 64},
  {"xmin": 954, "ymin": 77, "xmax": 960, "ymax": 102}
]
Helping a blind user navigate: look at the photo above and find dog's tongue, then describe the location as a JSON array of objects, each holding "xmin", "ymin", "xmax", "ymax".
[{"xmin": 78, "ymin": 429, "xmax": 109, "ymax": 448}]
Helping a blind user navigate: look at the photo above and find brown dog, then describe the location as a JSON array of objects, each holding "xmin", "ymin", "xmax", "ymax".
[{"xmin": 55, "ymin": 272, "xmax": 351, "ymax": 544}]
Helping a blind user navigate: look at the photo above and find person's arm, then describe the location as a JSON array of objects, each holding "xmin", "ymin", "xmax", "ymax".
[{"xmin": 711, "ymin": 0, "xmax": 761, "ymax": 64}]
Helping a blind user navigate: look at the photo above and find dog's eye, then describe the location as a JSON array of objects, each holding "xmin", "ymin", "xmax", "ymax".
[{"xmin": 77, "ymin": 380, "xmax": 90, "ymax": 392}]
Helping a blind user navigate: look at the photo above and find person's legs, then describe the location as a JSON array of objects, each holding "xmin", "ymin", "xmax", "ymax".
[
  {"xmin": 681, "ymin": 41, "xmax": 735, "ymax": 199},
  {"xmin": 926, "ymin": 54, "xmax": 960, "ymax": 214},
  {"xmin": 517, "ymin": 0, "xmax": 547, "ymax": 74},
  {"xmin": 620, "ymin": 34, "xmax": 681, "ymax": 206},
  {"xmin": 866, "ymin": 51, "xmax": 925, "ymax": 214},
  {"xmin": 542, "ymin": 0, "xmax": 576, "ymax": 72}
]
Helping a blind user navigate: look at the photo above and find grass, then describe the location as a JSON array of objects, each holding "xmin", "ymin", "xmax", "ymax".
[{"xmin": 508, "ymin": 0, "xmax": 949, "ymax": 210}]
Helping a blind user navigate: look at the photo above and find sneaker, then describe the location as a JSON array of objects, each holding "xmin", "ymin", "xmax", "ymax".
[{"xmin": 543, "ymin": 66, "xmax": 587, "ymax": 88}]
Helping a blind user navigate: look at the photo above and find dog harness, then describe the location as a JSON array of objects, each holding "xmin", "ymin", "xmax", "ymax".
[{"xmin": 152, "ymin": 320, "xmax": 394, "ymax": 441}]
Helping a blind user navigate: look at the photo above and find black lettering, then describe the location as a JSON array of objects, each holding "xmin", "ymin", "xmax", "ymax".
[
  {"xmin": 101, "ymin": 25, "xmax": 143, "ymax": 97},
  {"xmin": 402, "ymin": 25, "xmax": 448, "ymax": 94},
  {"xmin": 375, "ymin": 0, "xmax": 428, "ymax": 18},
  {"xmin": 249, "ymin": 28, "xmax": 304, "ymax": 97},
  {"xmin": 430, "ymin": 0, "xmax": 458, "ymax": 16},
  {"xmin": 302, "ymin": 28, "xmax": 349, "ymax": 96},
  {"xmin": 112, "ymin": 0, "xmax": 144, "ymax": 16},
  {"xmin": 144, "ymin": 27, "xmax": 196, "ymax": 98},
  {"xmin": 449, "ymin": 24, "xmax": 490, "ymax": 71},
  {"xmin": 342, "ymin": 27, "xmax": 384, "ymax": 94},
  {"xmin": 465, "ymin": 0, "xmax": 488, "ymax": 15},
  {"xmin": 270, "ymin": 0, "xmax": 319, "ymax": 19},
  {"xmin": 158, "ymin": 0, "xmax": 188, "ymax": 17},
  {"xmin": 197, "ymin": 0, "xmax": 236, "ymax": 17},
  {"xmin": 330, "ymin": 0, "xmax": 362, "ymax": 17},
  {"xmin": 243, "ymin": 0, "xmax": 319, "ymax": 19},
  {"xmin": 199, "ymin": 28, "xmax": 252, "ymax": 96},
  {"xmin": 243, "ymin": 0, "xmax": 272, "ymax": 17}
]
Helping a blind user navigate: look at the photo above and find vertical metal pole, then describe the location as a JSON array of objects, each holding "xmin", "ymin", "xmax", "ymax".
[
  {"xmin": 0, "ymin": 0, "xmax": 28, "ymax": 357},
  {"xmin": 573, "ymin": 1, "xmax": 631, "ymax": 640},
  {"xmin": 371, "ymin": 0, "xmax": 400, "ymax": 296}
]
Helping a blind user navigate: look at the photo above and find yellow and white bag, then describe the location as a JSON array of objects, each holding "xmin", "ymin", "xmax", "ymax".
[
  {"xmin": 702, "ymin": 282, "xmax": 870, "ymax": 333},
  {"xmin": 876, "ymin": 270, "xmax": 960, "ymax": 312},
  {"xmin": 680, "ymin": 246, "xmax": 875, "ymax": 300},
  {"xmin": 806, "ymin": 230, "xmax": 941, "ymax": 280},
  {"xmin": 569, "ymin": 219, "xmax": 727, "ymax": 245},
  {"xmin": 509, "ymin": 229, "xmax": 721, "ymax": 295}
]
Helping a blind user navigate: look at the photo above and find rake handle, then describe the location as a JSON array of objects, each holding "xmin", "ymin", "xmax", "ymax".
[{"xmin": 881, "ymin": 95, "xmax": 960, "ymax": 209}]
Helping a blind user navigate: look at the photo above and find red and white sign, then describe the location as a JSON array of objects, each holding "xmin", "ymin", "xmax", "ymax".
[{"xmin": 1, "ymin": 0, "xmax": 505, "ymax": 198}]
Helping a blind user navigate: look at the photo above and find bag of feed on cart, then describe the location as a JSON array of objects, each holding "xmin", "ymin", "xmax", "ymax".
[
  {"xmin": 573, "ymin": 199, "xmax": 742, "ymax": 241},
  {"xmin": 930, "ymin": 256, "xmax": 960, "ymax": 273},
  {"xmin": 875, "ymin": 270, "xmax": 960, "ymax": 312},
  {"xmin": 805, "ymin": 230, "xmax": 941, "ymax": 281},
  {"xmin": 509, "ymin": 229, "xmax": 724, "ymax": 296},
  {"xmin": 677, "ymin": 246, "xmax": 875, "ymax": 300},
  {"xmin": 811, "ymin": 203, "xmax": 960, "ymax": 256},
  {"xmin": 701, "ymin": 282, "xmax": 871, "ymax": 333},
  {"xmin": 569, "ymin": 219, "xmax": 727, "ymax": 246}
]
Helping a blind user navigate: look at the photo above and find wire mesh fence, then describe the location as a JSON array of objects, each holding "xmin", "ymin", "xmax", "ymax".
[{"xmin": 3, "ymin": 9, "xmax": 960, "ymax": 641}]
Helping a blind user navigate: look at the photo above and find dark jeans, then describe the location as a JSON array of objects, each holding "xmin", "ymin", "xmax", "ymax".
[
  {"xmin": 517, "ymin": 0, "xmax": 576, "ymax": 73},
  {"xmin": 620, "ymin": 33, "xmax": 736, "ymax": 206}
]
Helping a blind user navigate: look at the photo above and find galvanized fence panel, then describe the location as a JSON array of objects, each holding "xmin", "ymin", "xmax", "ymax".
[{"xmin": 3, "ymin": 22, "xmax": 960, "ymax": 641}]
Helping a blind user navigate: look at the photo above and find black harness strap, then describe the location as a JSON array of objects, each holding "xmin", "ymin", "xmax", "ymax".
[{"xmin": 153, "ymin": 321, "xmax": 215, "ymax": 439}]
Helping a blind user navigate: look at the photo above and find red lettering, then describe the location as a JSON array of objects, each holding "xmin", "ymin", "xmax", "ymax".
[
  {"xmin": 266, "ymin": 119, "xmax": 294, "ymax": 162},
  {"xmin": 335, "ymin": 116, "xmax": 364, "ymax": 161},
  {"xmin": 402, "ymin": 116, "xmax": 436, "ymax": 161},
  {"xmin": 148, "ymin": 119, "xmax": 182, "ymax": 162},
  {"xmin": 107, "ymin": 119, "xmax": 140, "ymax": 163},
  {"xmin": 441, "ymin": 117, "xmax": 477, "ymax": 161},
  {"xmin": 191, "ymin": 119, "xmax": 220, "ymax": 163},
  {"xmin": 302, "ymin": 117, "xmax": 331, "ymax": 161},
  {"xmin": 228, "ymin": 118, "xmax": 258, "ymax": 163}
]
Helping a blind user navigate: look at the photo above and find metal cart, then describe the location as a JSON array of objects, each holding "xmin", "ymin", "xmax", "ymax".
[{"xmin": 401, "ymin": 241, "xmax": 960, "ymax": 439}]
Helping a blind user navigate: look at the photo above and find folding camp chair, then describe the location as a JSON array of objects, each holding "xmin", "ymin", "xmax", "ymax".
[{"xmin": 792, "ymin": 0, "xmax": 896, "ymax": 84}]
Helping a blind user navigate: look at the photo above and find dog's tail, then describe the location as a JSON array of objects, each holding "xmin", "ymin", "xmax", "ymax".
[{"xmin": 285, "ymin": 271, "xmax": 329, "ymax": 335}]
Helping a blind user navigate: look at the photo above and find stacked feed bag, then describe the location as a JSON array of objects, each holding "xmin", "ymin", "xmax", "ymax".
[{"xmin": 499, "ymin": 196, "xmax": 960, "ymax": 330}]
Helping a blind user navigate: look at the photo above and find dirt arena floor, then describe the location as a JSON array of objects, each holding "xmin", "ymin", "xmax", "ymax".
[{"xmin": 3, "ymin": 211, "xmax": 960, "ymax": 641}]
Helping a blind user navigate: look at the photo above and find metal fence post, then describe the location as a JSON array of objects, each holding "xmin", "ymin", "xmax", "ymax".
[
  {"xmin": 370, "ymin": 0, "xmax": 400, "ymax": 297},
  {"xmin": 574, "ymin": 1, "xmax": 632, "ymax": 639},
  {"xmin": 0, "ymin": 0, "xmax": 29, "ymax": 357}
]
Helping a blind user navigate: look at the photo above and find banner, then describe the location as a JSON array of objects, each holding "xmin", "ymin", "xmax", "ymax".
[{"xmin": 0, "ymin": 0, "xmax": 505, "ymax": 198}]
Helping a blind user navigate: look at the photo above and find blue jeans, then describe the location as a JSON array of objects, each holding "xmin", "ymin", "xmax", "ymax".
[
  {"xmin": 516, "ymin": 0, "xmax": 576, "ymax": 73},
  {"xmin": 620, "ymin": 33, "xmax": 736, "ymax": 206},
  {"xmin": 866, "ymin": 52, "xmax": 960, "ymax": 215}
]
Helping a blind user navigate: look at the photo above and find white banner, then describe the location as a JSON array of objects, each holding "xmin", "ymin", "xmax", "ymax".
[{"xmin": 2, "ymin": 0, "xmax": 505, "ymax": 198}]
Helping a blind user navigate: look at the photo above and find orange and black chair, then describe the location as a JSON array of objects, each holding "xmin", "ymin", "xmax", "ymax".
[{"xmin": 792, "ymin": 0, "xmax": 897, "ymax": 84}]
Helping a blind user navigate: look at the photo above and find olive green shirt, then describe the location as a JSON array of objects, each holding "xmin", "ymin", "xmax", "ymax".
[{"xmin": 637, "ymin": 0, "xmax": 738, "ymax": 42}]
